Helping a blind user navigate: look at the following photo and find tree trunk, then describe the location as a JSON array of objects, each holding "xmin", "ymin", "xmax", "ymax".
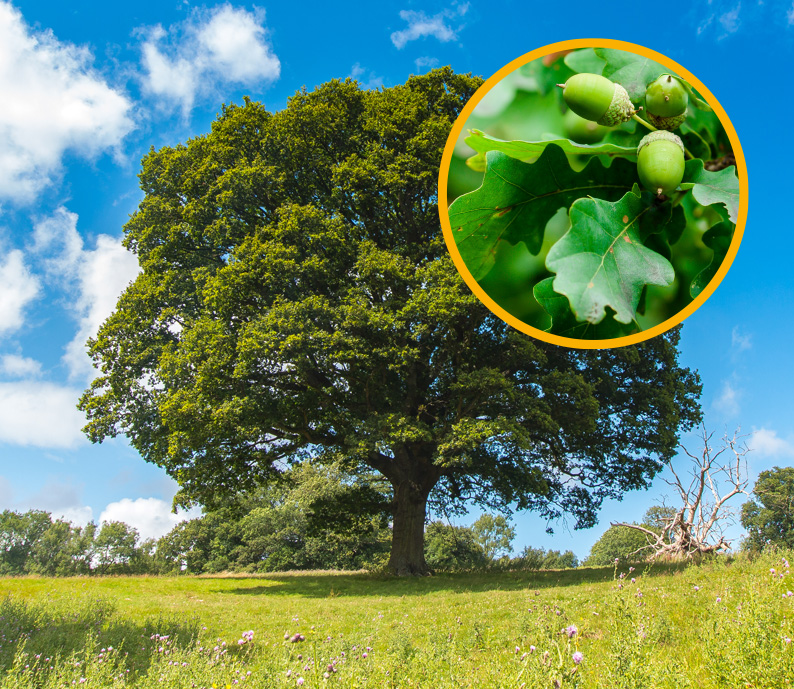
[{"xmin": 387, "ymin": 479, "xmax": 432, "ymax": 576}]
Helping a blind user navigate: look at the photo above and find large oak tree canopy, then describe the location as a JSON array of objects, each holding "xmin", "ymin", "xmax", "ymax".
[{"xmin": 79, "ymin": 68, "xmax": 702, "ymax": 575}]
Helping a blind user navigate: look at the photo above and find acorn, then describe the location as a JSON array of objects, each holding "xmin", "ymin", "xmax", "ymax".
[
  {"xmin": 557, "ymin": 73, "xmax": 635, "ymax": 126},
  {"xmin": 637, "ymin": 131, "xmax": 685, "ymax": 197},
  {"xmin": 563, "ymin": 110, "xmax": 610, "ymax": 144},
  {"xmin": 645, "ymin": 75, "xmax": 688, "ymax": 131}
]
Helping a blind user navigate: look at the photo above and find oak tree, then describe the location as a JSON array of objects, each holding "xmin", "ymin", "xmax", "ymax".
[
  {"xmin": 741, "ymin": 466, "xmax": 794, "ymax": 552},
  {"xmin": 79, "ymin": 68, "xmax": 702, "ymax": 575}
]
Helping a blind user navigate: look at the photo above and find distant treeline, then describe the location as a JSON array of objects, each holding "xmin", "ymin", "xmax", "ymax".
[{"xmin": 0, "ymin": 467, "xmax": 579, "ymax": 576}]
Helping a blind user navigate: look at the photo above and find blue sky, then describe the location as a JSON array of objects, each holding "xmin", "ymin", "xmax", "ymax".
[{"xmin": 0, "ymin": 0, "xmax": 792, "ymax": 557}]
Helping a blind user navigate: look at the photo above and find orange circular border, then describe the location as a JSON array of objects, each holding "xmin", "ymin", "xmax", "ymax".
[{"xmin": 439, "ymin": 38, "xmax": 748, "ymax": 349}]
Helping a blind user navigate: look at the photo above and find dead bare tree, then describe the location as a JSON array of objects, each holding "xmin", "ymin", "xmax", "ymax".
[{"xmin": 612, "ymin": 427, "xmax": 750, "ymax": 560}]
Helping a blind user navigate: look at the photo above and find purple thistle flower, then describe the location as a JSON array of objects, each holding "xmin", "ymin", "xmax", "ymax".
[
  {"xmin": 565, "ymin": 625, "xmax": 578, "ymax": 638},
  {"xmin": 297, "ymin": 678, "xmax": 304, "ymax": 686},
  {"xmin": 716, "ymin": 597, "xmax": 722, "ymax": 603},
  {"xmin": 572, "ymin": 651, "xmax": 584, "ymax": 665}
]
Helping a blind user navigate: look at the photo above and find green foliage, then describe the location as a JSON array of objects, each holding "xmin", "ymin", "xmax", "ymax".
[
  {"xmin": 470, "ymin": 513, "xmax": 515, "ymax": 560},
  {"xmin": 424, "ymin": 521, "xmax": 487, "ymax": 572},
  {"xmin": 93, "ymin": 521, "xmax": 139, "ymax": 574},
  {"xmin": 741, "ymin": 466, "xmax": 794, "ymax": 552},
  {"xmin": 156, "ymin": 465, "xmax": 391, "ymax": 574},
  {"xmin": 448, "ymin": 48, "xmax": 739, "ymax": 338},
  {"xmin": 79, "ymin": 66, "xmax": 701, "ymax": 575},
  {"xmin": 0, "ymin": 510, "xmax": 53, "ymax": 575},
  {"xmin": 515, "ymin": 546, "xmax": 579, "ymax": 570},
  {"xmin": 584, "ymin": 506, "xmax": 675, "ymax": 567},
  {"xmin": 584, "ymin": 520, "xmax": 659, "ymax": 566}
]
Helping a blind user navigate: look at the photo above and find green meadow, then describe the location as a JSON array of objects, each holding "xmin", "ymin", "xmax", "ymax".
[{"xmin": 0, "ymin": 551, "xmax": 792, "ymax": 688}]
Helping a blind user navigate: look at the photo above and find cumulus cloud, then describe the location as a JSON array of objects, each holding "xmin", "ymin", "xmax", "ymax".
[
  {"xmin": 749, "ymin": 428, "xmax": 794, "ymax": 458},
  {"xmin": 0, "ymin": 354, "xmax": 42, "ymax": 378},
  {"xmin": 0, "ymin": 381, "xmax": 86, "ymax": 447},
  {"xmin": 99, "ymin": 497, "xmax": 201, "ymax": 541},
  {"xmin": 32, "ymin": 207, "xmax": 140, "ymax": 381},
  {"xmin": 0, "ymin": 249, "xmax": 39, "ymax": 336},
  {"xmin": 391, "ymin": 3, "xmax": 469, "ymax": 49},
  {"xmin": 138, "ymin": 5, "xmax": 280, "ymax": 115},
  {"xmin": 0, "ymin": 1, "xmax": 133, "ymax": 202}
]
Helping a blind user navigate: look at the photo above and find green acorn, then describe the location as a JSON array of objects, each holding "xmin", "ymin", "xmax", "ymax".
[
  {"xmin": 637, "ymin": 131, "xmax": 685, "ymax": 197},
  {"xmin": 645, "ymin": 75, "xmax": 688, "ymax": 131},
  {"xmin": 563, "ymin": 109, "xmax": 610, "ymax": 144},
  {"xmin": 558, "ymin": 74, "xmax": 635, "ymax": 126}
]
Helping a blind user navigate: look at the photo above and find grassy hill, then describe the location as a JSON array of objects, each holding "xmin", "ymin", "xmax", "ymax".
[{"xmin": 0, "ymin": 550, "xmax": 791, "ymax": 688}]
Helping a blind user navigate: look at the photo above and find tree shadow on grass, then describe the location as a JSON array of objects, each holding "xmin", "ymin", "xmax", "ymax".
[
  {"xmin": 208, "ymin": 561, "xmax": 691, "ymax": 599},
  {"xmin": 0, "ymin": 593, "xmax": 201, "ymax": 681}
]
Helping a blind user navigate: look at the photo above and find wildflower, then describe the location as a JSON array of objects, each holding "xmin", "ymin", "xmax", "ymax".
[
  {"xmin": 515, "ymin": 646, "xmax": 520, "ymax": 654},
  {"xmin": 614, "ymin": 558, "xmax": 619, "ymax": 564},
  {"xmin": 631, "ymin": 578, "xmax": 636, "ymax": 584},
  {"xmin": 716, "ymin": 597, "xmax": 722, "ymax": 603},
  {"xmin": 565, "ymin": 625, "xmax": 578, "ymax": 638},
  {"xmin": 572, "ymin": 651, "xmax": 584, "ymax": 665},
  {"xmin": 297, "ymin": 678, "xmax": 305, "ymax": 686},
  {"xmin": 629, "ymin": 567, "xmax": 635, "ymax": 573},
  {"xmin": 693, "ymin": 586, "xmax": 700, "ymax": 592},
  {"xmin": 286, "ymin": 670, "xmax": 292, "ymax": 677},
  {"xmin": 530, "ymin": 645, "xmax": 536, "ymax": 653},
  {"xmin": 785, "ymin": 637, "xmax": 792, "ymax": 645},
  {"xmin": 363, "ymin": 652, "xmax": 368, "ymax": 658},
  {"xmin": 771, "ymin": 569, "xmax": 776, "ymax": 575},
  {"xmin": 788, "ymin": 592, "xmax": 793, "ymax": 597}
]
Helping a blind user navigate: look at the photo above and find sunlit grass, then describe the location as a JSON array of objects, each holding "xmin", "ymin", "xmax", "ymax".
[{"xmin": 0, "ymin": 551, "xmax": 791, "ymax": 687}]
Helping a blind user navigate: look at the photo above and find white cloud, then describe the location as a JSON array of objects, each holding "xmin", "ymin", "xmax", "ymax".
[
  {"xmin": 719, "ymin": 3, "xmax": 742, "ymax": 32},
  {"xmin": 713, "ymin": 379, "xmax": 740, "ymax": 417},
  {"xmin": 0, "ymin": 354, "xmax": 41, "ymax": 378},
  {"xmin": 100, "ymin": 497, "xmax": 201, "ymax": 541},
  {"xmin": 32, "ymin": 207, "xmax": 140, "ymax": 381},
  {"xmin": 414, "ymin": 56, "xmax": 440, "ymax": 72},
  {"xmin": 138, "ymin": 5, "xmax": 280, "ymax": 115},
  {"xmin": 731, "ymin": 326, "xmax": 752, "ymax": 353},
  {"xmin": 0, "ymin": 1, "xmax": 133, "ymax": 202},
  {"xmin": 391, "ymin": 3, "xmax": 469, "ymax": 49},
  {"xmin": 749, "ymin": 427, "xmax": 794, "ymax": 458},
  {"xmin": 0, "ymin": 249, "xmax": 40, "ymax": 336},
  {"xmin": 0, "ymin": 381, "xmax": 86, "ymax": 447},
  {"xmin": 788, "ymin": 1, "xmax": 794, "ymax": 24},
  {"xmin": 350, "ymin": 63, "xmax": 384, "ymax": 90}
]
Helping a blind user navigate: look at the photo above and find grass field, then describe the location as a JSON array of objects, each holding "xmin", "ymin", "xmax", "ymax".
[{"xmin": 0, "ymin": 551, "xmax": 792, "ymax": 688}]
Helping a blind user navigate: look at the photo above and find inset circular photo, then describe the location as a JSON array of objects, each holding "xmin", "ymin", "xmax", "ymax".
[{"xmin": 439, "ymin": 40, "xmax": 747, "ymax": 348}]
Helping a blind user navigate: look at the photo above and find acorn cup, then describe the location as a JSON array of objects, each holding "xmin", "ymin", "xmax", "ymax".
[
  {"xmin": 636, "ymin": 130, "xmax": 685, "ymax": 198},
  {"xmin": 557, "ymin": 74, "xmax": 635, "ymax": 126},
  {"xmin": 645, "ymin": 74, "xmax": 688, "ymax": 131}
]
